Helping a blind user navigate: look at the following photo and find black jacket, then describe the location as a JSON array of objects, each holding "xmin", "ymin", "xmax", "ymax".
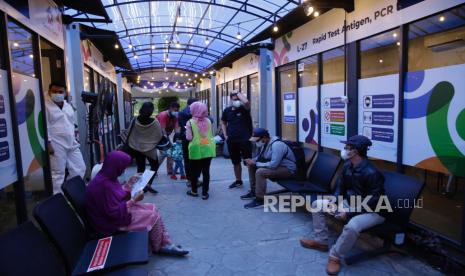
[{"xmin": 334, "ymin": 159, "xmax": 385, "ymax": 218}]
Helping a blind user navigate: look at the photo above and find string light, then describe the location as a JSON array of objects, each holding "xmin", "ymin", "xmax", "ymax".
[
  {"xmin": 205, "ymin": 37, "xmax": 210, "ymax": 45},
  {"xmin": 128, "ymin": 44, "xmax": 133, "ymax": 49},
  {"xmin": 114, "ymin": 43, "xmax": 119, "ymax": 49},
  {"xmin": 151, "ymin": 45, "xmax": 156, "ymax": 50},
  {"xmin": 273, "ymin": 25, "xmax": 278, "ymax": 32},
  {"xmin": 306, "ymin": 6, "xmax": 314, "ymax": 16},
  {"xmin": 314, "ymin": 11, "xmax": 320, "ymax": 17}
]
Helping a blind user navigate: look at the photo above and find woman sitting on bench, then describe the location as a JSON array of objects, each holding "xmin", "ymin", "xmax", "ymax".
[{"xmin": 85, "ymin": 150, "xmax": 189, "ymax": 256}]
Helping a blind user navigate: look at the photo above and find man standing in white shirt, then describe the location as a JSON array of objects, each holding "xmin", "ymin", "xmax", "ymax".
[{"xmin": 45, "ymin": 82, "xmax": 86, "ymax": 194}]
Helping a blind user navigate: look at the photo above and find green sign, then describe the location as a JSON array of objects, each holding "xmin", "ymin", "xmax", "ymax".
[{"xmin": 330, "ymin": 124, "xmax": 345, "ymax": 136}]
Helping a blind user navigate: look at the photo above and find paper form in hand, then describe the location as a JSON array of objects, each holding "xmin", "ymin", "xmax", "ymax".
[{"xmin": 131, "ymin": 170, "xmax": 155, "ymax": 198}]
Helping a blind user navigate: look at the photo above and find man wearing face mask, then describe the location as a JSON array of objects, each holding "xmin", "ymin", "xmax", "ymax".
[
  {"xmin": 157, "ymin": 101, "xmax": 180, "ymax": 175},
  {"xmin": 45, "ymin": 82, "xmax": 86, "ymax": 194},
  {"xmin": 300, "ymin": 135, "xmax": 385, "ymax": 275},
  {"xmin": 242, "ymin": 128, "xmax": 296, "ymax": 208},
  {"xmin": 221, "ymin": 91, "xmax": 253, "ymax": 189}
]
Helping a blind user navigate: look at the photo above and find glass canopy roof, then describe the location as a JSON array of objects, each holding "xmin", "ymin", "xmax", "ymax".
[{"xmin": 66, "ymin": 0, "xmax": 300, "ymax": 73}]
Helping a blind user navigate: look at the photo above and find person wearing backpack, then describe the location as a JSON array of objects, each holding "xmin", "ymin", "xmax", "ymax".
[{"xmin": 242, "ymin": 128, "xmax": 296, "ymax": 208}]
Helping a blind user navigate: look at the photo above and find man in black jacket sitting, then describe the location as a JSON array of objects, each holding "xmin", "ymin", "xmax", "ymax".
[{"xmin": 300, "ymin": 135, "xmax": 386, "ymax": 275}]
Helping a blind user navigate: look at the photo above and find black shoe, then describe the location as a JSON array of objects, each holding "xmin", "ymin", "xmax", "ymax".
[
  {"xmin": 244, "ymin": 199, "xmax": 264, "ymax": 209},
  {"xmin": 228, "ymin": 180, "xmax": 243, "ymax": 189},
  {"xmin": 202, "ymin": 193, "xmax": 209, "ymax": 200},
  {"xmin": 143, "ymin": 186, "xmax": 158, "ymax": 194},
  {"xmin": 240, "ymin": 191, "xmax": 255, "ymax": 200},
  {"xmin": 186, "ymin": 191, "xmax": 198, "ymax": 197}
]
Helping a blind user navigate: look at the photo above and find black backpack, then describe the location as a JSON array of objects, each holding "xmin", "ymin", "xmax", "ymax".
[{"xmin": 266, "ymin": 139, "xmax": 307, "ymax": 180}]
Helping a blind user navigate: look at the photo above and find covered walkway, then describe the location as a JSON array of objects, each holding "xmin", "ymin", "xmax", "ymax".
[{"xmin": 131, "ymin": 157, "xmax": 440, "ymax": 276}]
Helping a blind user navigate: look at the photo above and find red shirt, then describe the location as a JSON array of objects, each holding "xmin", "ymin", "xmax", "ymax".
[{"xmin": 157, "ymin": 110, "xmax": 179, "ymax": 133}]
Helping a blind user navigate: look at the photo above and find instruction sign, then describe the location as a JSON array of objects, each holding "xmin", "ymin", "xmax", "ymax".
[
  {"xmin": 358, "ymin": 74, "xmax": 398, "ymax": 162},
  {"xmin": 87, "ymin": 236, "xmax": 113, "ymax": 272},
  {"xmin": 321, "ymin": 82, "xmax": 347, "ymax": 150},
  {"xmin": 283, "ymin": 92, "xmax": 296, "ymax": 123}
]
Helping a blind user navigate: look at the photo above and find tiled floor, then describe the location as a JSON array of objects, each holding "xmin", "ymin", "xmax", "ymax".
[{"xmin": 126, "ymin": 157, "xmax": 441, "ymax": 276}]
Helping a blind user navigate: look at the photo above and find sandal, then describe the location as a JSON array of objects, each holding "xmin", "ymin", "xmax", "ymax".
[
  {"xmin": 186, "ymin": 191, "xmax": 198, "ymax": 197},
  {"xmin": 158, "ymin": 244, "xmax": 189, "ymax": 256}
]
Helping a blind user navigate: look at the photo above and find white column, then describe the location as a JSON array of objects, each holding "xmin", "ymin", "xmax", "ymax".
[
  {"xmin": 210, "ymin": 76, "xmax": 217, "ymax": 133},
  {"xmin": 116, "ymin": 73, "xmax": 125, "ymax": 131},
  {"xmin": 258, "ymin": 47, "xmax": 275, "ymax": 135},
  {"xmin": 65, "ymin": 23, "xmax": 90, "ymax": 171}
]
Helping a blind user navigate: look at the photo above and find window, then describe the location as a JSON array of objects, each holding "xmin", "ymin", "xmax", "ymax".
[
  {"xmin": 249, "ymin": 73, "xmax": 259, "ymax": 128},
  {"xmin": 8, "ymin": 20, "xmax": 36, "ymax": 77},
  {"xmin": 278, "ymin": 64, "xmax": 297, "ymax": 141},
  {"xmin": 298, "ymin": 56, "xmax": 319, "ymax": 149},
  {"xmin": 404, "ymin": 5, "xmax": 465, "ymax": 243},
  {"xmin": 320, "ymin": 47, "xmax": 347, "ymax": 150},
  {"xmin": 358, "ymin": 29, "xmax": 400, "ymax": 163}
]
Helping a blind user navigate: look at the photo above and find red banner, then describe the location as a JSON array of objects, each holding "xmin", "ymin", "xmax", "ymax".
[{"xmin": 87, "ymin": 236, "xmax": 112, "ymax": 272}]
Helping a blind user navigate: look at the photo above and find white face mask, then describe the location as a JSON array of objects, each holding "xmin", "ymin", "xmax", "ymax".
[
  {"xmin": 256, "ymin": 141, "xmax": 265, "ymax": 148},
  {"xmin": 340, "ymin": 149, "xmax": 353, "ymax": 160},
  {"xmin": 170, "ymin": 111, "xmax": 179, "ymax": 117},
  {"xmin": 232, "ymin": 100, "xmax": 241, "ymax": 108},
  {"xmin": 51, "ymin": 93, "xmax": 65, "ymax": 103}
]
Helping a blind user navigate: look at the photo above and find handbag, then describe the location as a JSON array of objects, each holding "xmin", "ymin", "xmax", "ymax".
[
  {"xmin": 156, "ymin": 135, "xmax": 172, "ymax": 151},
  {"xmin": 117, "ymin": 118, "xmax": 136, "ymax": 151}
]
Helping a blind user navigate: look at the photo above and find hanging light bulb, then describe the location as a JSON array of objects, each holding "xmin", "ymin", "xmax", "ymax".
[
  {"xmin": 164, "ymin": 67, "xmax": 167, "ymax": 72},
  {"xmin": 236, "ymin": 31, "xmax": 242, "ymax": 40},
  {"xmin": 177, "ymin": 16, "xmax": 182, "ymax": 23},
  {"xmin": 176, "ymin": 41, "xmax": 181, "ymax": 48},
  {"xmin": 205, "ymin": 37, "xmax": 210, "ymax": 45},
  {"xmin": 128, "ymin": 44, "xmax": 133, "ymax": 49},
  {"xmin": 133, "ymin": 55, "xmax": 138, "ymax": 59},
  {"xmin": 175, "ymin": 71, "xmax": 179, "ymax": 75},
  {"xmin": 114, "ymin": 43, "xmax": 119, "ymax": 49},
  {"xmin": 306, "ymin": 6, "xmax": 314, "ymax": 16},
  {"xmin": 273, "ymin": 25, "xmax": 279, "ymax": 32},
  {"xmin": 151, "ymin": 45, "xmax": 156, "ymax": 50},
  {"xmin": 314, "ymin": 11, "xmax": 320, "ymax": 17},
  {"xmin": 165, "ymin": 77, "xmax": 169, "ymax": 80}
]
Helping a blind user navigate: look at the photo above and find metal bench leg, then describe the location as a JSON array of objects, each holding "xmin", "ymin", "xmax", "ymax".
[
  {"xmin": 345, "ymin": 241, "xmax": 406, "ymax": 265},
  {"xmin": 265, "ymin": 188, "xmax": 290, "ymax": 196}
]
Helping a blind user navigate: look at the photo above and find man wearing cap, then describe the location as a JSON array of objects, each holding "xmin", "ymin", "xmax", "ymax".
[
  {"xmin": 300, "ymin": 135, "xmax": 385, "ymax": 275},
  {"xmin": 242, "ymin": 128, "xmax": 296, "ymax": 208},
  {"xmin": 221, "ymin": 91, "xmax": 253, "ymax": 189}
]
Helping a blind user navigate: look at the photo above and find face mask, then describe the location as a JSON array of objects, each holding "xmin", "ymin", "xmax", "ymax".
[
  {"xmin": 340, "ymin": 149, "xmax": 353, "ymax": 160},
  {"xmin": 256, "ymin": 141, "xmax": 265, "ymax": 148},
  {"xmin": 170, "ymin": 111, "xmax": 179, "ymax": 117},
  {"xmin": 232, "ymin": 100, "xmax": 241, "ymax": 108},
  {"xmin": 51, "ymin": 93, "xmax": 65, "ymax": 103}
]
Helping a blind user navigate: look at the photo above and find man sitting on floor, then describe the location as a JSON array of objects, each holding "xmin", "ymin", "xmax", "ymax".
[
  {"xmin": 242, "ymin": 128, "xmax": 296, "ymax": 209},
  {"xmin": 300, "ymin": 135, "xmax": 385, "ymax": 275}
]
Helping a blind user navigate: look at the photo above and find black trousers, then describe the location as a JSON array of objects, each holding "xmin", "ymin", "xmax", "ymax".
[
  {"xmin": 182, "ymin": 139, "xmax": 191, "ymax": 180},
  {"xmin": 190, "ymin": 158, "xmax": 212, "ymax": 195},
  {"xmin": 124, "ymin": 146, "xmax": 159, "ymax": 174}
]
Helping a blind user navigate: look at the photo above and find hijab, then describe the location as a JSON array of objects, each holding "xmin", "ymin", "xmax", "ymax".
[
  {"xmin": 190, "ymin": 102, "xmax": 209, "ymax": 136},
  {"xmin": 138, "ymin": 102, "xmax": 155, "ymax": 125}
]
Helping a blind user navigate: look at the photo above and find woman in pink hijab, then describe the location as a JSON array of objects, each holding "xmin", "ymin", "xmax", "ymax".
[{"xmin": 185, "ymin": 102, "xmax": 216, "ymax": 199}]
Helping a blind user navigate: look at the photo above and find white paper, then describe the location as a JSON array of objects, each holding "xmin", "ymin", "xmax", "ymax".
[{"xmin": 131, "ymin": 170, "xmax": 155, "ymax": 198}]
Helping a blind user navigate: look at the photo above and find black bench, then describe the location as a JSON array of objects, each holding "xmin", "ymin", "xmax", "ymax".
[
  {"xmin": 345, "ymin": 171, "xmax": 425, "ymax": 265},
  {"xmin": 0, "ymin": 221, "xmax": 148, "ymax": 276},
  {"xmin": 271, "ymin": 151, "xmax": 341, "ymax": 196},
  {"xmin": 34, "ymin": 194, "xmax": 149, "ymax": 275}
]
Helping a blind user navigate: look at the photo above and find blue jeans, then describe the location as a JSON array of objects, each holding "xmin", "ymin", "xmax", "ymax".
[{"xmin": 173, "ymin": 159, "xmax": 185, "ymax": 177}]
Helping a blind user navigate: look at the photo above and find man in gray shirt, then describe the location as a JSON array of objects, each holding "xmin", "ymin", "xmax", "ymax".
[{"xmin": 243, "ymin": 128, "xmax": 296, "ymax": 208}]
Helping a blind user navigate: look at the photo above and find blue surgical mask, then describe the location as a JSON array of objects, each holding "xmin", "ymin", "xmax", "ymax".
[
  {"xmin": 232, "ymin": 100, "xmax": 241, "ymax": 108},
  {"xmin": 256, "ymin": 141, "xmax": 265, "ymax": 148},
  {"xmin": 51, "ymin": 93, "xmax": 65, "ymax": 103},
  {"xmin": 170, "ymin": 111, "xmax": 179, "ymax": 117}
]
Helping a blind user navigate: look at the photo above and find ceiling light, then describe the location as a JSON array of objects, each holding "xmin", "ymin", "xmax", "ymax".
[
  {"xmin": 236, "ymin": 31, "xmax": 242, "ymax": 40},
  {"xmin": 133, "ymin": 55, "xmax": 138, "ymax": 59},
  {"xmin": 314, "ymin": 11, "xmax": 320, "ymax": 17},
  {"xmin": 379, "ymin": 59, "xmax": 383, "ymax": 63},
  {"xmin": 393, "ymin": 33, "xmax": 397, "ymax": 38},
  {"xmin": 439, "ymin": 16, "xmax": 445, "ymax": 22},
  {"xmin": 175, "ymin": 71, "xmax": 178, "ymax": 75},
  {"xmin": 194, "ymin": 74, "xmax": 198, "ymax": 77},
  {"xmin": 114, "ymin": 43, "xmax": 119, "ymax": 49},
  {"xmin": 306, "ymin": 6, "xmax": 314, "ymax": 16},
  {"xmin": 151, "ymin": 45, "xmax": 156, "ymax": 50},
  {"xmin": 165, "ymin": 77, "xmax": 169, "ymax": 80},
  {"xmin": 166, "ymin": 58, "xmax": 170, "ymax": 62},
  {"xmin": 396, "ymin": 42, "xmax": 401, "ymax": 46},
  {"xmin": 164, "ymin": 67, "xmax": 167, "ymax": 72},
  {"xmin": 29, "ymin": 54, "xmax": 34, "ymax": 59},
  {"xmin": 210, "ymin": 70, "xmax": 214, "ymax": 74},
  {"xmin": 13, "ymin": 42, "xmax": 19, "ymax": 47},
  {"xmin": 176, "ymin": 42, "xmax": 181, "ymax": 48},
  {"xmin": 151, "ymin": 76, "xmax": 154, "ymax": 80},
  {"xmin": 273, "ymin": 25, "xmax": 278, "ymax": 32},
  {"xmin": 188, "ymin": 78, "xmax": 192, "ymax": 81},
  {"xmin": 205, "ymin": 37, "xmax": 210, "ymax": 45},
  {"xmin": 185, "ymin": 74, "xmax": 189, "ymax": 77},
  {"xmin": 202, "ymin": 73, "xmax": 206, "ymax": 76},
  {"xmin": 128, "ymin": 44, "xmax": 133, "ymax": 49}
]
